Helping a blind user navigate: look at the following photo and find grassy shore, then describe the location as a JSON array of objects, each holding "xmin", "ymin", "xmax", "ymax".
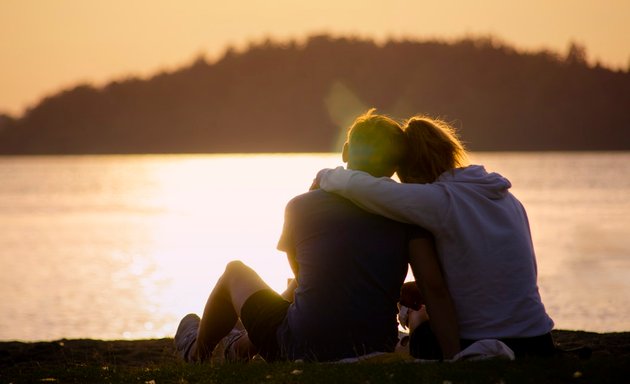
[{"xmin": 1, "ymin": 330, "xmax": 628, "ymax": 383}]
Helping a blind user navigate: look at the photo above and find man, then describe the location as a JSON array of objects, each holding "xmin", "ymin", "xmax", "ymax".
[{"xmin": 174, "ymin": 110, "xmax": 459, "ymax": 362}]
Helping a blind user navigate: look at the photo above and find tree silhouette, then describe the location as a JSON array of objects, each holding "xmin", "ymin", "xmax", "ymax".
[
  {"xmin": 0, "ymin": 35, "xmax": 628, "ymax": 154},
  {"xmin": 566, "ymin": 41, "xmax": 588, "ymax": 66}
]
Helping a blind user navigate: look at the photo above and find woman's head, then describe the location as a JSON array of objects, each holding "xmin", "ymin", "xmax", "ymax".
[{"xmin": 398, "ymin": 116, "xmax": 469, "ymax": 184}]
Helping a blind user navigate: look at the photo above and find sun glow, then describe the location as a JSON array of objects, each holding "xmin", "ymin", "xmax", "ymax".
[{"xmin": 130, "ymin": 154, "xmax": 341, "ymax": 333}]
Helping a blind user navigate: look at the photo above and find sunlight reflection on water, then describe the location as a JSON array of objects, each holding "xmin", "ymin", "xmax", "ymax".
[{"xmin": 0, "ymin": 152, "xmax": 628, "ymax": 341}]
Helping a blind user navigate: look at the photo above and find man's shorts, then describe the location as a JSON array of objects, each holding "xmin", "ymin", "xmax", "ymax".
[{"xmin": 240, "ymin": 288, "xmax": 291, "ymax": 361}]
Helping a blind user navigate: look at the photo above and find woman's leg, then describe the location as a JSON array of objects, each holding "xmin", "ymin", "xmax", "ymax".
[
  {"xmin": 497, "ymin": 333, "xmax": 557, "ymax": 358},
  {"xmin": 408, "ymin": 320, "xmax": 443, "ymax": 360}
]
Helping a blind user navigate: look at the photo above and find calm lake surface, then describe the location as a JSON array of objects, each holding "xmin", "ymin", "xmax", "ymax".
[{"xmin": 0, "ymin": 152, "xmax": 628, "ymax": 341}]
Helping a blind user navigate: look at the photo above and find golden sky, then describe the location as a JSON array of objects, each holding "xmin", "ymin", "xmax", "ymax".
[{"xmin": 1, "ymin": 0, "xmax": 629, "ymax": 116}]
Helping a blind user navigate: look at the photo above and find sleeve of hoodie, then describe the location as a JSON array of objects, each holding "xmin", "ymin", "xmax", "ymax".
[{"xmin": 318, "ymin": 167, "xmax": 447, "ymax": 229}]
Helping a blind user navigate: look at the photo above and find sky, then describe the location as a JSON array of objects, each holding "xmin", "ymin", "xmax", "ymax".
[{"xmin": 1, "ymin": 0, "xmax": 629, "ymax": 117}]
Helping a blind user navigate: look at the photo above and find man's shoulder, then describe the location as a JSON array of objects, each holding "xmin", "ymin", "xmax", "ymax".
[
  {"xmin": 290, "ymin": 190, "xmax": 433, "ymax": 236},
  {"xmin": 289, "ymin": 189, "xmax": 403, "ymax": 223}
]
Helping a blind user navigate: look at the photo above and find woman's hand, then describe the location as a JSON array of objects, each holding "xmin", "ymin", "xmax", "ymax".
[{"xmin": 309, "ymin": 168, "xmax": 331, "ymax": 190}]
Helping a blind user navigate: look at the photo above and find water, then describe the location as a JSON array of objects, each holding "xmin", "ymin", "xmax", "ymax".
[{"xmin": 0, "ymin": 153, "xmax": 628, "ymax": 341}]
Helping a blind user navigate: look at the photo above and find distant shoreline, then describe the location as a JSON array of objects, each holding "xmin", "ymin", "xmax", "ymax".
[
  {"xmin": 0, "ymin": 149, "xmax": 629, "ymax": 158},
  {"xmin": 1, "ymin": 36, "xmax": 629, "ymax": 155}
]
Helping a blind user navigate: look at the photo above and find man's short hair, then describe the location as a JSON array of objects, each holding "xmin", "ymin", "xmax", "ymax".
[{"xmin": 346, "ymin": 109, "xmax": 407, "ymax": 177}]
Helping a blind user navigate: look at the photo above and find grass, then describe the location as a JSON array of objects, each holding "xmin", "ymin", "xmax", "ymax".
[
  {"xmin": 1, "ymin": 331, "xmax": 629, "ymax": 383},
  {"xmin": 3, "ymin": 355, "xmax": 628, "ymax": 384}
]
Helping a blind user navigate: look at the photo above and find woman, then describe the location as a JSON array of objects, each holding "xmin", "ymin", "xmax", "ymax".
[{"xmin": 318, "ymin": 115, "xmax": 555, "ymax": 358}]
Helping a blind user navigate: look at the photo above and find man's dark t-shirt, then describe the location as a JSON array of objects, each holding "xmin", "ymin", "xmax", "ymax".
[{"xmin": 276, "ymin": 189, "xmax": 429, "ymax": 361}]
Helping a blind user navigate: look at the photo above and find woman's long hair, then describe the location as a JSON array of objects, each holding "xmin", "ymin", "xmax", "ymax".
[{"xmin": 398, "ymin": 116, "xmax": 469, "ymax": 184}]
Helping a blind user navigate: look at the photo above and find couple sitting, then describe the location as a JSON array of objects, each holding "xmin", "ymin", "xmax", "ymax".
[{"xmin": 174, "ymin": 109, "xmax": 555, "ymax": 363}]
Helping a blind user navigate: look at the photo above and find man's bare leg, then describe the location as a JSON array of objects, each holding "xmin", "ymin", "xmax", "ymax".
[
  {"xmin": 219, "ymin": 277, "xmax": 298, "ymax": 361},
  {"xmin": 188, "ymin": 260, "xmax": 272, "ymax": 361}
]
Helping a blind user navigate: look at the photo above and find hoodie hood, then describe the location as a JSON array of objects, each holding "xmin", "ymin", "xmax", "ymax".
[{"xmin": 439, "ymin": 165, "xmax": 512, "ymax": 200}]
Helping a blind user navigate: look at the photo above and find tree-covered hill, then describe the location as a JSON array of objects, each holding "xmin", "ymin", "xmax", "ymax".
[{"xmin": 1, "ymin": 35, "xmax": 628, "ymax": 154}]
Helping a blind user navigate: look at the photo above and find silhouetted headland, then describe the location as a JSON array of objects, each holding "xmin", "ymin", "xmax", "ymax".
[{"xmin": 1, "ymin": 35, "xmax": 629, "ymax": 154}]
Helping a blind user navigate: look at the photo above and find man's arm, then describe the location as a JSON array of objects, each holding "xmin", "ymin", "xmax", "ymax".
[
  {"xmin": 277, "ymin": 199, "xmax": 299, "ymax": 302},
  {"xmin": 408, "ymin": 237, "xmax": 460, "ymax": 359},
  {"xmin": 318, "ymin": 167, "xmax": 447, "ymax": 230},
  {"xmin": 286, "ymin": 249, "xmax": 299, "ymax": 278},
  {"xmin": 281, "ymin": 250, "xmax": 298, "ymax": 302}
]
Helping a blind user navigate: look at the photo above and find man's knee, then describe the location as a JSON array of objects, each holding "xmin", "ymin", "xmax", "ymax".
[
  {"xmin": 225, "ymin": 260, "xmax": 246, "ymax": 273},
  {"xmin": 221, "ymin": 260, "xmax": 269, "ymax": 312},
  {"xmin": 223, "ymin": 260, "xmax": 253, "ymax": 282}
]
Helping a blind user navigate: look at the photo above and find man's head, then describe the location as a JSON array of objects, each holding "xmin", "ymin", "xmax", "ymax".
[{"xmin": 342, "ymin": 109, "xmax": 407, "ymax": 178}]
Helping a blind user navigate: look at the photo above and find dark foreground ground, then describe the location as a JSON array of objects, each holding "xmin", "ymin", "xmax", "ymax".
[{"xmin": 1, "ymin": 330, "xmax": 629, "ymax": 383}]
